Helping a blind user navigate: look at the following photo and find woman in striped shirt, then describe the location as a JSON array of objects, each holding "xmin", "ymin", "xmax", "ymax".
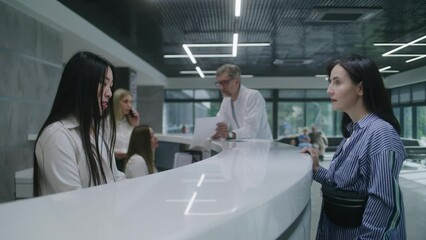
[{"xmin": 303, "ymin": 55, "xmax": 406, "ymax": 239}]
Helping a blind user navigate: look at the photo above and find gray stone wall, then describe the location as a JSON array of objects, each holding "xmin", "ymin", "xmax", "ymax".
[{"xmin": 0, "ymin": 2, "xmax": 63, "ymax": 202}]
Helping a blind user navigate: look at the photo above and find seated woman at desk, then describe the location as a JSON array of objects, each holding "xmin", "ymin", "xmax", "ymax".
[
  {"xmin": 34, "ymin": 51, "xmax": 125, "ymax": 196},
  {"xmin": 124, "ymin": 125, "xmax": 159, "ymax": 178}
]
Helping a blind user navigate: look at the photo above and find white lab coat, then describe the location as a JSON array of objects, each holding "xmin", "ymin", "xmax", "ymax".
[
  {"xmin": 35, "ymin": 115, "xmax": 125, "ymax": 195},
  {"xmin": 217, "ymin": 85, "xmax": 272, "ymax": 140}
]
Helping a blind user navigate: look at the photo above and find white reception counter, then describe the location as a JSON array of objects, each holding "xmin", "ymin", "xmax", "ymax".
[{"xmin": 0, "ymin": 136, "xmax": 312, "ymax": 240}]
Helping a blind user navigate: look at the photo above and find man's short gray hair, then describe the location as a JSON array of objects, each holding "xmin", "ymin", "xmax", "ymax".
[{"xmin": 216, "ymin": 64, "xmax": 241, "ymax": 79}]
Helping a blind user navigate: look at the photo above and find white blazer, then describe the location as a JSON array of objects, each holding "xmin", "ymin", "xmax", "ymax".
[{"xmin": 35, "ymin": 115, "xmax": 125, "ymax": 195}]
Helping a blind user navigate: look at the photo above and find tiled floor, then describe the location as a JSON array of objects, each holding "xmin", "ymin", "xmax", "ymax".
[{"xmin": 309, "ymin": 154, "xmax": 426, "ymax": 240}]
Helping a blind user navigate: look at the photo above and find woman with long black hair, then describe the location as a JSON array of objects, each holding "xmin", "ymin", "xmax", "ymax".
[{"xmin": 33, "ymin": 51, "xmax": 125, "ymax": 196}]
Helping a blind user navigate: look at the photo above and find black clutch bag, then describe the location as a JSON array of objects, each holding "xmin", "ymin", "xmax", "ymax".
[{"xmin": 322, "ymin": 184, "xmax": 367, "ymax": 227}]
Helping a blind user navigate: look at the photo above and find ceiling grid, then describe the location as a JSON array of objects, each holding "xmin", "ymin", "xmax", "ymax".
[{"xmin": 59, "ymin": 0, "xmax": 426, "ymax": 77}]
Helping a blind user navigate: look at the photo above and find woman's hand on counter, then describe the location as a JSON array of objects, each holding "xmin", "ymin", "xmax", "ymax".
[{"xmin": 300, "ymin": 147, "xmax": 320, "ymax": 173}]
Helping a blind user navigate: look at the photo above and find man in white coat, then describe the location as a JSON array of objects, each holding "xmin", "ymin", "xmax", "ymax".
[{"xmin": 212, "ymin": 64, "xmax": 273, "ymax": 140}]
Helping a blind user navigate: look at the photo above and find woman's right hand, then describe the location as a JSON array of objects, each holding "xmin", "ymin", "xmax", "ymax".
[
  {"xmin": 300, "ymin": 147, "xmax": 320, "ymax": 173},
  {"xmin": 128, "ymin": 109, "xmax": 140, "ymax": 127}
]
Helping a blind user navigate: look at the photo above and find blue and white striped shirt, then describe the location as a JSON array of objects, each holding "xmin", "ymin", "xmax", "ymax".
[{"xmin": 314, "ymin": 114, "xmax": 406, "ymax": 239}]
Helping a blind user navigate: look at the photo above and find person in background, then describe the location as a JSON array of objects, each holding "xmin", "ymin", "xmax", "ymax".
[
  {"xmin": 33, "ymin": 51, "xmax": 125, "ymax": 196},
  {"xmin": 181, "ymin": 124, "xmax": 187, "ymax": 134},
  {"xmin": 113, "ymin": 88, "xmax": 139, "ymax": 171},
  {"xmin": 212, "ymin": 64, "xmax": 272, "ymax": 140},
  {"xmin": 302, "ymin": 55, "xmax": 406, "ymax": 239},
  {"xmin": 298, "ymin": 127, "xmax": 312, "ymax": 148},
  {"xmin": 124, "ymin": 125, "xmax": 159, "ymax": 178},
  {"xmin": 309, "ymin": 125, "xmax": 328, "ymax": 161}
]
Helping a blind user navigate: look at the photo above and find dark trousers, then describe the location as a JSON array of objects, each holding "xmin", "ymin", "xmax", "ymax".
[{"xmin": 116, "ymin": 158, "xmax": 125, "ymax": 172}]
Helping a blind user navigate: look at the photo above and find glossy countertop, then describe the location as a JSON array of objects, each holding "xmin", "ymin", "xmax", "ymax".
[{"xmin": 0, "ymin": 138, "xmax": 312, "ymax": 240}]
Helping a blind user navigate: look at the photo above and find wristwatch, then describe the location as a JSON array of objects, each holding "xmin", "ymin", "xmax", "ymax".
[{"xmin": 228, "ymin": 132, "xmax": 234, "ymax": 139}]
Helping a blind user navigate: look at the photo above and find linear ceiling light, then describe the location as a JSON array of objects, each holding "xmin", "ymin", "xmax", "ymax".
[
  {"xmin": 406, "ymin": 55, "xmax": 426, "ymax": 63},
  {"xmin": 379, "ymin": 66, "xmax": 391, "ymax": 71},
  {"xmin": 379, "ymin": 66, "xmax": 399, "ymax": 73},
  {"xmin": 185, "ymin": 43, "xmax": 270, "ymax": 47},
  {"xmin": 195, "ymin": 66, "xmax": 205, "ymax": 78},
  {"xmin": 382, "ymin": 34, "xmax": 426, "ymax": 56},
  {"xmin": 165, "ymin": 54, "xmax": 234, "ymax": 58},
  {"xmin": 164, "ymin": 42, "xmax": 270, "ymax": 59},
  {"xmin": 374, "ymin": 43, "xmax": 426, "ymax": 46},
  {"xmin": 238, "ymin": 43, "xmax": 270, "ymax": 46},
  {"xmin": 180, "ymin": 70, "xmax": 216, "ymax": 74},
  {"xmin": 183, "ymin": 44, "xmax": 197, "ymax": 64},
  {"xmin": 380, "ymin": 54, "xmax": 424, "ymax": 57},
  {"xmin": 235, "ymin": 0, "xmax": 241, "ymax": 17},
  {"xmin": 204, "ymin": 75, "xmax": 253, "ymax": 78},
  {"xmin": 232, "ymin": 33, "xmax": 238, "ymax": 57},
  {"xmin": 375, "ymin": 34, "xmax": 426, "ymax": 63}
]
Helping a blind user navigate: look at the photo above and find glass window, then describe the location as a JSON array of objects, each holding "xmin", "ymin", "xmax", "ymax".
[
  {"xmin": 403, "ymin": 106, "xmax": 413, "ymax": 138},
  {"xmin": 306, "ymin": 102, "xmax": 333, "ymax": 136},
  {"xmin": 165, "ymin": 90, "xmax": 193, "ymax": 99},
  {"xmin": 266, "ymin": 102, "xmax": 273, "ymax": 134},
  {"xmin": 277, "ymin": 102, "xmax": 305, "ymax": 138},
  {"xmin": 194, "ymin": 89, "xmax": 220, "ymax": 99},
  {"xmin": 391, "ymin": 88, "xmax": 399, "ymax": 104},
  {"xmin": 334, "ymin": 111, "xmax": 343, "ymax": 137},
  {"xmin": 279, "ymin": 90, "xmax": 305, "ymax": 99},
  {"xmin": 306, "ymin": 89, "xmax": 329, "ymax": 98},
  {"xmin": 393, "ymin": 107, "xmax": 400, "ymax": 124},
  {"xmin": 163, "ymin": 102, "xmax": 194, "ymax": 134},
  {"xmin": 412, "ymin": 83, "xmax": 425, "ymax": 103},
  {"xmin": 416, "ymin": 106, "xmax": 426, "ymax": 141},
  {"xmin": 194, "ymin": 102, "xmax": 221, "ymax": 119},
  {"xmin": 399, "ymin": 86, "xmax": 411, "ymax": 103},
  {"xmin": 257, "ymin": 89, "xmax": 272, "ymax": 99}
]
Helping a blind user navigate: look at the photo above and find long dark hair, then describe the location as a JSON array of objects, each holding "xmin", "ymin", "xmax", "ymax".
[
  {"xmin": 327, "ymin": 55, "xmax": 400, "ymax": 138},
  {"xmin": 124, "ymin": 125, "xmax": 155, "ymax": 174},
  {"xmin": 33, "ymin": 51, "xmax": 116, "ymax": 196}
]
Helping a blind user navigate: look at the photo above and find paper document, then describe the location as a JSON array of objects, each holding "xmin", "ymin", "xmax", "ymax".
[{"xmin": 190, "ymin": 116, "xmax": 223, "ymax": 149}]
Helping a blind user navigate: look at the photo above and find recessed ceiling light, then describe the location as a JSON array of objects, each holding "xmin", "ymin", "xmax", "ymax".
[{"xmin": 308, "ymin": 7, "xmax": 382, "ymax": 22}]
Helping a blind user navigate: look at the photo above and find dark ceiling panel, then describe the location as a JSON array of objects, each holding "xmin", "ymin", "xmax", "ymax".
[{"xmin": 59, "ymin": 0, "xmax": 426, "ymax": 78}]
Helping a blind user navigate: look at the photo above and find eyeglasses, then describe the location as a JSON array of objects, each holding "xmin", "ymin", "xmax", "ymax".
[{"xmin": 215, "ymin": 78, "xmax": 234, "ymax": 87}]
